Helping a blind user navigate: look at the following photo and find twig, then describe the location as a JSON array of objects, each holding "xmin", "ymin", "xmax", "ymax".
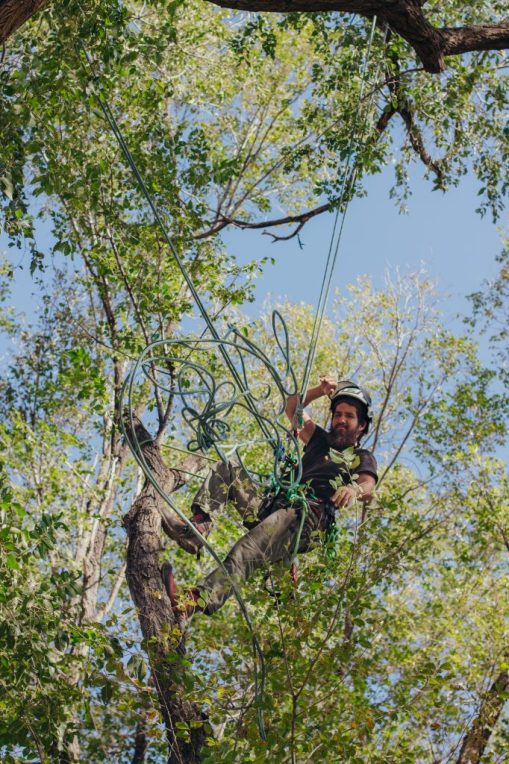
[{"xmin": 97, "ymin": 561, "xmax": 127, "ymax": 621}]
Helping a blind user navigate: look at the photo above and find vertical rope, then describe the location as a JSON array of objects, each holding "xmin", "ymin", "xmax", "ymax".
[{"xmin": 300, "ymin": 17, "xmax": 381, "ymax": 397}]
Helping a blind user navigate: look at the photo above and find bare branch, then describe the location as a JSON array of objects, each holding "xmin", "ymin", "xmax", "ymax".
[
  {"xmin": 198, "ymin": 200, "xmax": 333, "ymax": 241},
  {"xmin": 97, "ymin": 561, "xmax": 127, "ymax": 621}
]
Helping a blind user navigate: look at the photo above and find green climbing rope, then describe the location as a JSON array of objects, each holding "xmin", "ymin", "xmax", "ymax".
[
  {"xmin": 300, "ymin": 15, "xmax": 382, "ymax": 398},
  {"xmin": 78, "ymin": 14, "xmax": 384, "ymax": 742}
]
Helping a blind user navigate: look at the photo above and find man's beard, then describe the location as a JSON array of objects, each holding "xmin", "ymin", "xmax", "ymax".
[{"xmin": 326, "ymin": 427, "xmax": 358, "ymax": 449}]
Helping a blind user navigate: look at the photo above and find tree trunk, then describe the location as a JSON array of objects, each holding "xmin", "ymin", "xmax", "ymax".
[
  {"xmin": 123, "ymin": 418, "xmax": 207, "ymax": 764},
  {"xmin": 456, "ymin": 665, "xmax": 509, "ymax": 764}
]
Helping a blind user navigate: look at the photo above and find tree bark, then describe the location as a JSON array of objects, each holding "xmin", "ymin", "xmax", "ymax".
[
  {"xmin": 123, "ymin": 417, "xmax": 207, "ymax": 764},
  {"xmin": 442, "ymin": 22, "xmax": 509, "ymax": 58},
  {"xmin": 456, "ymin": 665, "xmax": 509, "ymax": 764},
  {"xmin": 131, "ymin": 713, "xmax": 149, "ymax": 764},
  {"xmin": 203, "ymin": 0, "xmax": 509, "ymax": 73},
  {"xmin": 3, "ymin": 0, "xmax": 508, "ymax": 75},
  {"xmin": 0, "ymin": 0, "xmax": 49, "ymax": 43}
]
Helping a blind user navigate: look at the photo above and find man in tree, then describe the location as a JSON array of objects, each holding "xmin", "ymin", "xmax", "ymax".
[{"xmin": 162, "ymin": 379, "xmax": 378, "ymax": 622}]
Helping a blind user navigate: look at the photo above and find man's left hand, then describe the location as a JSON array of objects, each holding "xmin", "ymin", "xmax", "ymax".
[{"xmin": 330, "ymin": 484, "xmax": 362, "ymax": 508}]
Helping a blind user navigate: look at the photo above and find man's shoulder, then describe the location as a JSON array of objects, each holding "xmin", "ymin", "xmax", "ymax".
[
  {"xmin": 353, "ymin": 446, "xmax": 378, "ymax": 476},
  {"xmin": 354, "ymin": 445, "xmax": 375, "ymax": 457},
  {"xmin": 303, "ymin": 424, "xmax": 328, "ymax": 453}
]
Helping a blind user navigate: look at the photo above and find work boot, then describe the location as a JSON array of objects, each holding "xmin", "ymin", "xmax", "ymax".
[
  {"xmin": 173, "ymin": 510, "xmax": 212, "ymax": 555},
  {"xmin": 160, "ymin": 561, "xmax": 200, "ymax": 633}
]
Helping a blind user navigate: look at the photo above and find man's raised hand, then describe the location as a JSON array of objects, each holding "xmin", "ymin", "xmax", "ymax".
[{"xmin": 319, "ymin": 375, "xmax": 337, "ymax": 398}]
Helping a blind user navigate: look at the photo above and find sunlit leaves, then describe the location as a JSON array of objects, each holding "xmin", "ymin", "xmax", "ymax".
[{"xmin": 0, "ymin": 1, "xmax": 508, "ymax": 759}]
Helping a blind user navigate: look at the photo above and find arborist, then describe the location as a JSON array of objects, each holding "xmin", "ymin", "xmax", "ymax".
[{"xmin": 162, "ymin": 379, "xmax": 378, "ymax": 627}]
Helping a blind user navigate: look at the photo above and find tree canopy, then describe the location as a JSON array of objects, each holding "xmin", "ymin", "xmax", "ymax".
[
  {"xmin": 0, "ymin": 1, "xmax": 508, "ymax": 762},
  {"xmin": 1, "ymin": 0, "xmax": 508, "ymax": 252},
  {"xmin": 2, "ymin": 0, "xmax": 509, "ymax": 74}
]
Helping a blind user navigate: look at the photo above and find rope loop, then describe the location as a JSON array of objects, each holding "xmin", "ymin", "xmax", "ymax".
[{"xmin": 82, "ymin": 14, "xmax": 384, "ymax": 742}]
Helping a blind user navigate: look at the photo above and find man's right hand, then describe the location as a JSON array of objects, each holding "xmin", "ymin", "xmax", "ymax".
[
  {"xmin": 319, "ymin": 375, "xmax": 337, "ymax": 398},
  {"xmin": 287, "ymin": 374, "xmax": 336, "ymax": 445}
]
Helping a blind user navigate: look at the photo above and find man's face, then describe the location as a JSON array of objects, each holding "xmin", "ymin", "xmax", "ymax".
[{"xmin": 328, "ymin": 401, "xmax": 366, "ymax": 448}]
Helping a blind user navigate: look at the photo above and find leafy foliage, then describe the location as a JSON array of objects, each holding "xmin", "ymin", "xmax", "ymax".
[{"xmin": 0, "ymin": 1, "xmax": 508, "ymax": 760}]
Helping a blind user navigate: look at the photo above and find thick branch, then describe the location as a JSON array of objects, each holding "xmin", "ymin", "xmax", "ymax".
[
  {"xmin": 123, "ymin": 416, "xmax": 206, "ymax": 539},
  {"xmin": 0, "ymin": 0, "xmax": 49, "ymax": 43},
  {"xmin": 442, "ymin": 22, "xmax": 509, "ymax": 58},
  {"xmin": 456, "ymin": 663, "xmax": 509, "ymax": 764},
  {"xmin": 204, "ymin": 0, "xmax": 509, "ymax": 73},
  {"xmin": 131, "ymin": 713, "xmax": 149, "ymax": 764}
]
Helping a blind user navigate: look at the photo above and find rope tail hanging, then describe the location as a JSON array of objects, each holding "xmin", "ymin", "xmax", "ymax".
[
  {"xmin": 76, "ymin": 46, "xmax": 271, "ymax": 739},
  {"xmin": 76, "ymin": 14, "xmax": 385, "ymax": 740}
]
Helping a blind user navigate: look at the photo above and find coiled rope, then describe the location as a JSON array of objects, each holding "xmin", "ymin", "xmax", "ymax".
[{"xmin": 77, "ymin": 14, "xmax": 383, "ymax": 739}]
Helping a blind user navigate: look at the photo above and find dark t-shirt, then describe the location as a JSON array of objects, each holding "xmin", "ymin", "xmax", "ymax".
[{"xmin": 299, "ymin": 425, "xmax": 378, "ymax": 502}]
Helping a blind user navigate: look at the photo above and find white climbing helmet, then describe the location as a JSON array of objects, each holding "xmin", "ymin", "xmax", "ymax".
[{"xmin": 329, "ymin": 380, "xmax": 373, "ymax": 435}]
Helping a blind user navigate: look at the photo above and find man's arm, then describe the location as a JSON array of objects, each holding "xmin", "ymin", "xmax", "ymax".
[
  {"xmin": 285, "ymin": 375, "xmax": 336, "ymax": 445},
  {"xmin": 330, "ymin": 473, "xmax": 376, "ymax": 508}
]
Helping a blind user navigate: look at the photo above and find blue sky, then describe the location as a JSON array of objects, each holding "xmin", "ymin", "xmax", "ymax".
[
  {"xmin": 1, "ymin": 158, "xmax": 507, "ymax": 472},
  {"xmin": 224, "ymin": 164, "xmax": 504, "ymax": 328},
  {"xmin": 1, "ymin": 163, "xmax": 505, "ymax": 347}
]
